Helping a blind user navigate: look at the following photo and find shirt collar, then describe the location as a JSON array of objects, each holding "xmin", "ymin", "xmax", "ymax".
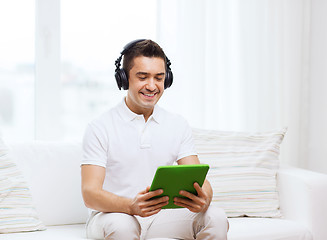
[{"xmin": 117, "ymin": 98, "xmax": 162, "ymax": 124}]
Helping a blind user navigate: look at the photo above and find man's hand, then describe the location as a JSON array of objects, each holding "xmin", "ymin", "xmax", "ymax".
[
  {"xmin": 173, "ymin": 182, "xmax": 210, "ymax": 213},
  {"xmin": 129, "ymin": 186, "xmax": 169, "ymax": 217}
]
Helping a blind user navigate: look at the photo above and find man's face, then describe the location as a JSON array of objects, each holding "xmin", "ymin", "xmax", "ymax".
[{"xmin": 125, "ymin": 56, "xmax": 165, "ymax": 116}]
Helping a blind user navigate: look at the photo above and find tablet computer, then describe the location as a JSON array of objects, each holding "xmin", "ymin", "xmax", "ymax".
[{"xmin": 149, "ymin": 164, "xmax": 209, "ymax": 209}]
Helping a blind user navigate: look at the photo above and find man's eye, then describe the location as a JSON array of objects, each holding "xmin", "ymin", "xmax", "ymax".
[
  {"xmin": 156, "ymin": 77, "xmax": 163, "ymax": 81},
  {"xmin": 139, "ymin": 76, "xmax": 146, "ymax": 80}
]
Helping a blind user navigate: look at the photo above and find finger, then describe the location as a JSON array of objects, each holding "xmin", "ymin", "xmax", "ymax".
[
  {"xmin": 138, "ymin": 186, "xmax": 152, "ymax": 195},
  {"xmin": 174, "ymin": 196, "xmax": 206, "ymax": 209},
  {"xmin": 141, "ymin": 200, "xmax": 169, "ymax": 217},
  {"xmin": 143, "ymin": 196, "xmax": 169, "ymax": 208},
  {"xmin": 147, "ymin": 199, "xmax": 169, "ymax": 210},
  {"xmin": 144, "ymin": 188, "xmax": 164, "ymax": 200},
  {"xmin": 179, "ymin": 190, "xmax": 198, "ymax": 202},
  {"xmin": 173, "ymin": 198, "xmax": 199, "ymax": 212},
  {"xmin": 138, "ymin": 188, "xmax": 163, "ymax": 202},
  {"xmin": 174, "ymin": 196, "xmax": 195, "ymax": 207},
  {"xmin": 194, "ymin": 182, "xmax": 205, "ymax": 196},
  {"xmin": 174, "ymin": 198, "xmax": 204, "ymax": 213},
  {"xmin": 142, "ymin": 205, "xmax": 165, "ymax": 217},
  {"xmin": 173, "ymin": 201, "xmax": 193, "ymax": 210}
]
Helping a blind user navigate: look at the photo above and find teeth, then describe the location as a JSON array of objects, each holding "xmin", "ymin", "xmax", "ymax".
[{"xmin": 144, "ymin": 93, "xmax": 155, "ymax": 97}]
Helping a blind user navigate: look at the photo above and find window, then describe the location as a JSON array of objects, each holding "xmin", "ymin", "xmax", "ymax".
[
  {"xmin": 0, "ymin": 1, "xmax": 35, "ymax": 141},
  {"xmin": 0, "ymin": 0, "xmax": 157, "ymax": 141},
  {"xmin": 60, "ymin": 0, "xmax": 157, "ymax": 140}
]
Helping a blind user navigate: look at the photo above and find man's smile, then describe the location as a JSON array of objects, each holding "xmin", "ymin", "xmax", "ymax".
[{"xmin": 140, "ymin": 92, "xmax": 159, "ymax": 99}]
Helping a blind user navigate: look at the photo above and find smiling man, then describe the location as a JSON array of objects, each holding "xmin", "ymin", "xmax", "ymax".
[{"xmin": 81, "ymin": 39, "xmax": 228, "ymax": 240}]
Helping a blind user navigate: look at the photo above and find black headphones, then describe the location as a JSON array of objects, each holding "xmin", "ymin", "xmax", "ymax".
[{"xmin": 114, "ymin": 39, "xmax": 173, "ymax": 90}]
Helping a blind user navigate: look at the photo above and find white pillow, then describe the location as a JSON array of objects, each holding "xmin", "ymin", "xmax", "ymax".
[
  {"xmin": 0, "ymin": 136, "xmax": 45, "ymax": 233},
  {"xmin": 192, "ymin": 128, "xmax": 287, "ymax": 217}
]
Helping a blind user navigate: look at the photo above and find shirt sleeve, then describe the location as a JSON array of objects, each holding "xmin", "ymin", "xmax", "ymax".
[
  {"xmin": 81, "ymin": 122, "xmax": 108, "ymax": 168},
  {"xmin": 176, "ymin": 119, "xmax": 198, "ymax": 161}
]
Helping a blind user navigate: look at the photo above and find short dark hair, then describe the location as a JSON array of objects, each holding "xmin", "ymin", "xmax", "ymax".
[{"xmin": 122, "ymin": 40, "xmax": 167, "ymax": 78}]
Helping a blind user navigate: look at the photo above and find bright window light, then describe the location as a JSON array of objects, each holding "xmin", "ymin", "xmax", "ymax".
[
  {"xmin": 60, "ymin": 0, "xmax": 157, "ymax": 140},
  {"xmin": 0, "ymin": 1, "xmax": 35, "ymax": 141}
]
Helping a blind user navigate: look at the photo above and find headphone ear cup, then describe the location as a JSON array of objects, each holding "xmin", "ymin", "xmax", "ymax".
[
  {"xmin": 115, "ymin": 71, "xmax": 122, "ymax": 90},
  {"xmin": 115, "ymin": 69, "xmax": 129, "ymax": 90},
  {"xmin": 164, "ymin": 69, "xmax": 173, "ymax": 89}
]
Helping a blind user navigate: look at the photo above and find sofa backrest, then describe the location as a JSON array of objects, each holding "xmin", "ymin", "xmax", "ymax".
[{"xmin": 8, "ymin": 141, "xmax": 89, "ymax": 226}]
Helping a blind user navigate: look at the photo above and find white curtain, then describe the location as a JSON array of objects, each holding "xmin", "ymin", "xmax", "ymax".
[{"xmin": 157, "ymin": 0, "xmax": 311, "ymax": 167}]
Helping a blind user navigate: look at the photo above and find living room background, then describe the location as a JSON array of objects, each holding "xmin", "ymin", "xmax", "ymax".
[{"xmin": 0, "ymin": 0, "xmax": 326, "ymax": 175}]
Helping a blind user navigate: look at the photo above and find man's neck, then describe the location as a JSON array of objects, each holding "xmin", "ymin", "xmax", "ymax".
[{"xmin": 124, "ymin": 97, "xmax": 154, "ymax": 122}]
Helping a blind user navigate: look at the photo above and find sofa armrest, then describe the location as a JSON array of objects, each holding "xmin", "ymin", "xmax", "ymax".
[{"xmin": 277, "ymin": 166, "xmax": 327, "ymax": 240}]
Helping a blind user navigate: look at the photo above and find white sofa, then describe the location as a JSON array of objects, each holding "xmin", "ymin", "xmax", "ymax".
[{"xmin": 2, "ymin": 141, "xmax": 327, "ymax": 240}]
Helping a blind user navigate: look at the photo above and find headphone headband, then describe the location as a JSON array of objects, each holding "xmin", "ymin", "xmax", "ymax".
[
  {"xmin": 121, "ymin": 39, "xmax": 146, "ymax": 55},
  {"xmin": 114, "ymin": 39, "xmax": 173, "ymax": 90}
]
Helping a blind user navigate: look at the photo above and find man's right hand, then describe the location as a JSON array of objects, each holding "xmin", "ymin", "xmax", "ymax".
[{"xmin": 129, "ymin": 186, "xmax": 169, "ymax": 217}]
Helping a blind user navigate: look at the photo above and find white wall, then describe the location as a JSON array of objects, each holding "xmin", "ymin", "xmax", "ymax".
[{"xmin": 308, "ymin": 0, "xmax": 327, "ymax": 174}]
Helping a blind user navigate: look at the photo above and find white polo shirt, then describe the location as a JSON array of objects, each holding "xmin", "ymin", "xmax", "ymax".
[{"xmin": 82, "ymin": 98, "xmax": 197, "ymax": 199}]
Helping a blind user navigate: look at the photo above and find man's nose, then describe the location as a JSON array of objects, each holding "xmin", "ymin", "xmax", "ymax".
[{"xmin": 145, "ymin": 78, "xmax": 156, "ymax": 91}]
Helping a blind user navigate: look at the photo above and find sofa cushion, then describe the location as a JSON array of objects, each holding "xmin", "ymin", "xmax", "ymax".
[
  {"xmin": 0, "ymin": 136, "xmax": 45, "ymax": 233},
  {"xmin": 0, "ymin": 224, "xmax": 86, "ymax": 240},
  {"xmin": 228, "ymin": 218, "xmax": 312, "ymax": 240},
  {"xmin": 8, "ymin": 141, "xmax": 89, "ymax": 226},
  {"xmin": 192, "ymin": 128, "xmax": 286, "ymax": 217}
]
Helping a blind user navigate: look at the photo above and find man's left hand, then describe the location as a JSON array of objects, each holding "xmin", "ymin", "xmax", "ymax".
[{"xmin": 173, "ymin": 182, "xmax": 210, "ymax": 213}]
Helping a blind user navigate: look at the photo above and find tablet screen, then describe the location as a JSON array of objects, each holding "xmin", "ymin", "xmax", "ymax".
[{"xmin": 149, "ymin": 164, "xmax": 209, "ymax": 209}]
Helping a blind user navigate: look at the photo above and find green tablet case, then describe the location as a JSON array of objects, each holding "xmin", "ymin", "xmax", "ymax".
[{"xmin": 149, "ymin": 164, "xmax": 209, "ymax": 209}]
